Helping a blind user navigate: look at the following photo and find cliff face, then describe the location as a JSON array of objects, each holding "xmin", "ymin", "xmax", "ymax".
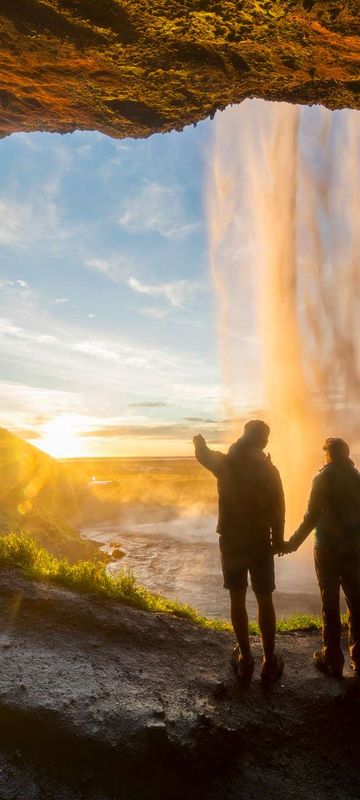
[{"xmin": 0, "ymin": 1, "xmax": 359, "ymax": 140}]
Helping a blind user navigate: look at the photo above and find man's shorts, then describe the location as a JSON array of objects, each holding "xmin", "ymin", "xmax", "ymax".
[{"xmin": 220, "ymin": 549, "xmax": 275, "ymax": 595}]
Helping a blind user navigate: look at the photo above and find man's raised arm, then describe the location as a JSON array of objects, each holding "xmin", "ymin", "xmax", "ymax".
[{"xmin": 193, "ymin": 434, "xmax": 225, "ymax": 477}]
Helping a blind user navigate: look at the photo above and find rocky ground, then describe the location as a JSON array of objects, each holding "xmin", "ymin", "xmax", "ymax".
[{"xmin": 0, "ymin": 568, "xmax": 358, "ymax": 799}]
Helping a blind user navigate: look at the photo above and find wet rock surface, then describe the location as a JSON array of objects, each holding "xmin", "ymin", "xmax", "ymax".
[
  {"xmin": 0, "ymin": 568, "xmax": 359, "ymax": 798},
  {"xmin": 0, "ymin": 1, "xmax": 359, "ymax": 139}
]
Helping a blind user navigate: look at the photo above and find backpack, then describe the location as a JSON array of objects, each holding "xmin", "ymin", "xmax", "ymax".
[{"xmin": 326, "ymin": 464, "xmax": 360, "ymax": 543}]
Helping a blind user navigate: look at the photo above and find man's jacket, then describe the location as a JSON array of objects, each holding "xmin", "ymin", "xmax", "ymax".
[
  {"xmin": 290, "ymin": 460, "xmax": 360, "ymax": 551},
  {"xmin": 194, "ymin": 437, "xmax": 285, "ymax": 554}
]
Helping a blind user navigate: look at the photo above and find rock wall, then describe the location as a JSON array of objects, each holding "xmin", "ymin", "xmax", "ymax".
[{"xmin": 0, "ymin": 1, "xmax": 359, "ymax": 139}]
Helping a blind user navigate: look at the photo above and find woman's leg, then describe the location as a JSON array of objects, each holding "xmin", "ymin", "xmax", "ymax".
[
  {"xmin": 341, "ymin": 551, "xmax": 360, "ymax": 671},
  {"xmin": 314, "ymin": 546, "xmax": 343, "ymax": 668}
]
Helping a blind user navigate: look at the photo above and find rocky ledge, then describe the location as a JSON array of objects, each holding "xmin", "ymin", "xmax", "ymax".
[
  {"xmin": 0, "ymin": 567, "xmax": 359, "ymax": 799},
  {"xmin": 0, "ymin": 1, "xmax": 359, "ymax": 140}
]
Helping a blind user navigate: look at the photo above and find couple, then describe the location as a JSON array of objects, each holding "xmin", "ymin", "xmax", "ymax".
[{"xmin": 193, "ymin": 420, "xmax": 360, "ymax": 685}]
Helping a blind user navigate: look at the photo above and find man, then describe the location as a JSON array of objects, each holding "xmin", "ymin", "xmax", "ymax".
[
  {"xmin": 285, "ymin": 437, "xmax": 360, "ymax": 679},
  {"xmin": 193, "ymin": 420, "xmax": 285, "ymax": 684}
]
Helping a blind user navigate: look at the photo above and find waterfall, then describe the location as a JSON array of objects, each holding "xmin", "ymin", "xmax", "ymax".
[{"xmin": 207, "ymin": 100, "xmax": 360, "ymax": 530}]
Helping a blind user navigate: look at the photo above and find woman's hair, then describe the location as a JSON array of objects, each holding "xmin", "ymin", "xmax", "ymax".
[{"xmin": 323, "ymin": 437, "xmax": 350, "ymax": 461}]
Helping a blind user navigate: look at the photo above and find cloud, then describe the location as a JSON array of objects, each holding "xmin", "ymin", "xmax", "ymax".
[
  {"xmin": 0, "ymin": 192, "xmax": 71, "ymax": 249},
  {"xmin": 84, "ymin": 256, "xmax": 133, "ymax": 283},
  {"xmin": 0, "ymin": 279, "xmax": 29, "ymax": 289},
  {"xmin": 127, "ymin": 276, "xmax": 201, "ymax": 309},
  {"xmin": 0, "ymin": 318, "xmax": 58, "ymax": 344},
  {"xmin": 0, "ymin": 308, "xmax": 215, "ymax": 408},
  {"xmin": 0, "ymin": 280, "xmax": 36, "ymax": 316},
  {"xmin": 85, "ymin": 260, "xmax": 202, "ymax": 311},
  {"xmin": 221, "ymin": 415, "xmax": 260, "ymax": 425},
  {"xmin": 171, "ymin": 316, "xmax": 202, "ymax": 328},
  {"xmin": 139, "ymin": 307, "xmax": 169, "ymax": 320},
  {"xmin": 72, "ymin": 336, "xmax": 187, "ymax": 373},
  {"xmin": 0, "ymin": 380, "xmax": 82, "ymax": 427},
  {"xmin": 73, "ymin": 339, "xmax": 156, "ymax": 368},
  {"xmin": 80, "ymin": 421, "xmax": 229, "ymax": 442},
  {"xmin": 0, "ymin": 140, "xmax": 81, "ymax": 250},
  {"xmin": 128, "ymin": 401, "xmax": 170, "ymax": 408},
  {"xmin": 76, "ymin": 143, "xmax": 93, "ymax": 158},
  {"xmin": 183, "ymin": 417, "xmax": 217, "ymax": 423},
  {"xmin": 0, "ymin": 199, "xmax": 31, "ymax": 246},
  {"xmin": 85, "ymin": 259, "xmax": 202, "ymax": 310},
  {"xmin": 54, "ymin": 297, "xmax": 69, "ymax": 304},
  {"xmin": 80, "ymin": 423, "xmax": 193, "ymax": 439},
  {"xmin": 118, "ymin": 181, "xmax": 200, "ymax": 239}
]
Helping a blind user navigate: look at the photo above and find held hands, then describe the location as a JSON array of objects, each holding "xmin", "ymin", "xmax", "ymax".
[{"xmin": 275, "ymin": 540, "xmax": 297, "ymax": 557}]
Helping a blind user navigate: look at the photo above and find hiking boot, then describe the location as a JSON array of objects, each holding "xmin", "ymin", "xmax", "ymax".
[
  {"xmin": 313, "ymin": 650, "xmax": 343, "ymax": 679},
  {"xmin": 231, "ymin": 645, "xmax": 255, "ymax": 683},
  {"xmin": 261, "ymin": 654, "xmax": 284, "ymax": 685}
]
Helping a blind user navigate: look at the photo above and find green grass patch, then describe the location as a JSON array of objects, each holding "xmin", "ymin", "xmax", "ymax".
[{"xmin": 0, "ymin": 532, "xmax": 325, "ymax": 634}]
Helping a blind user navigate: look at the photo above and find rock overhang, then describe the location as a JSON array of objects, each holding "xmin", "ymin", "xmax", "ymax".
[{"xmin": 0, "ymin": 0, "xmax": 359, "ymax": 141}]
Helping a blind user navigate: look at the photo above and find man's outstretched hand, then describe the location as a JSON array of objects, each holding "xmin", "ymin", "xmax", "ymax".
[{"xmin": 193, "ymin": 433, "xmax": 206, "ymax": 447}]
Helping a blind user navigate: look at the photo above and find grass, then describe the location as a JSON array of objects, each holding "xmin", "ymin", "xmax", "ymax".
[{"xmin": 0, "ymin": 532, "xmax": 328, "ymax": 635}]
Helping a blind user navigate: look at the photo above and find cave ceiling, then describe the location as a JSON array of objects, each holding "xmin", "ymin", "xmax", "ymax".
[{"xmin": 0, "ymin": 1, "xmax": 359, "ymax": 140}]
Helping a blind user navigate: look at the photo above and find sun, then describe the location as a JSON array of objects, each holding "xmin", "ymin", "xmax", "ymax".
[{"xmin": 39, "ymin": 415, "xmax": 85, "ymax": 459}]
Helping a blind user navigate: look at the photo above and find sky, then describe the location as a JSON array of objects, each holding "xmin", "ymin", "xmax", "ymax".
[
  {"xmin": 0, "ymin": 118, "xmax": 231, "ymax": 458},
  {"xmin": 2, "ymin": 101, "xmax": 358, "ymax": 461}
]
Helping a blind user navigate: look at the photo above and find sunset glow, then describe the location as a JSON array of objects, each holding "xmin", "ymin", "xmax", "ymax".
[{"xmin": 38, "ymin": 416, "xmax": 87, "ymax": 459}]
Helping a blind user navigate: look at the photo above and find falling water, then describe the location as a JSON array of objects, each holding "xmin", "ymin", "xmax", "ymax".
[{"xmin": 208, "ymin": 100, "xmax": 360, "ymax": 531}]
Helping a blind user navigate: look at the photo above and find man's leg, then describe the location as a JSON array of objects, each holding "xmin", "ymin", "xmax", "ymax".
[
  {"xmin": 341, "ymin": 552, "xmax": 360, "ymax": 672},
  {"xmin": 250, "ymin": 553, "xmax": 276, "ymax": 663},
  {"xmin": 314, "ymin": 546, "xmax": 343, "ymax": 671},
  {"xmin": 229, "ymin": 588, "xmax": 252, "ymax": 662},
  {"xmin": 255, "ymin": 592, "xmax": 276, "ymax": 663},
  {"xmin": 251, "ymin": 554, "xmax": 282, "ymax": 682}
]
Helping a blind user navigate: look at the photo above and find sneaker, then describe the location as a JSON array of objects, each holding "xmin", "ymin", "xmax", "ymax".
[
  {"xmin": 231, "ymin": 645, "xmax": 255, "ymax": 683},
  {"xmin": 261, "ymin": 653, "xmax": 284, "ymax": 685},
  {"xmin": 313, "ymin": 650, "xmax": 343, "ymax": 679}
]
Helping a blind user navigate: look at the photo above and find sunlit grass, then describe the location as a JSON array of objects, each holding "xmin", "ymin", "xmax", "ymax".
[{"xmin": 0, "ymin": 532, "xmax": 327, "ymax": 634}]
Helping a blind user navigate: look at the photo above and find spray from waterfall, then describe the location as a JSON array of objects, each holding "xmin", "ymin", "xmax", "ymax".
[{"xmin": 208, "ymin": 100, "xmax": 360, "ymax": 530}]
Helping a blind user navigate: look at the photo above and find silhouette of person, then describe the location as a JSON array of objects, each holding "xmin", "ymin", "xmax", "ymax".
[
  {"xmin": 283, "ymin": 437, "xmax": 360, "ymax": 679},
  {"xmin": 193, "ymin": 420, "xmax": 285, "ymax": 684}
]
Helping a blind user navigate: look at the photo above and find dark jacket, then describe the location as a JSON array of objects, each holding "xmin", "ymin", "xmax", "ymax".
[
  {"xmin": 194, "ymin": 436, "xmax": 285, "ymax": 554},
  {"xmin": 289, "ymin": 460, "xmax": 360, "ymax": 552}
]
